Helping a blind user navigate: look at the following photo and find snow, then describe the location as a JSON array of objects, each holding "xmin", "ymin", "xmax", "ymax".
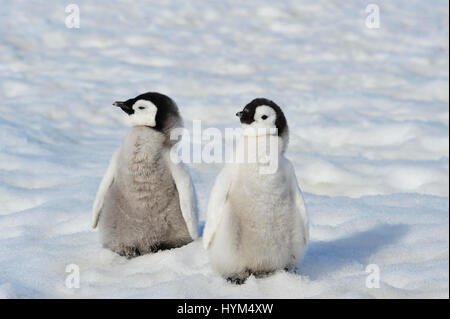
[{"xmin": 0, "ymin": 0, "xmax": 448, "ymax": 298}]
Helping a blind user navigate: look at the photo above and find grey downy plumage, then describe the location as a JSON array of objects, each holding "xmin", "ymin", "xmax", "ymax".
[{"xmin": 92, "ymin": 92, "xmax": 198, "ymax": 257}]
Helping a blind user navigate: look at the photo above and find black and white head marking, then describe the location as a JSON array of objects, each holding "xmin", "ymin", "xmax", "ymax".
[
  {"xmin": 236, "ymin": 98, "xmax": 288, "ymax": 137},
  {"xmin": 113, "ymin": 92, "xmax": 182, "ymax": 134}
]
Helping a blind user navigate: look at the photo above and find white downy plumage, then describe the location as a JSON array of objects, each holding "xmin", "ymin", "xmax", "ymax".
[{"xmin": 204, "ymin": 103, "xmax": 309, "ymax": 280}]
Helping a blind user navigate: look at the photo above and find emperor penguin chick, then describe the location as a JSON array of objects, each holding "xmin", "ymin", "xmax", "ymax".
[
  {"xmin": 203, "ymin": 98, "xmax": 309, "ymax": 283},
  {"xmin": 92, "ymin": 92, "xmax": 198, "ymax": 257}
]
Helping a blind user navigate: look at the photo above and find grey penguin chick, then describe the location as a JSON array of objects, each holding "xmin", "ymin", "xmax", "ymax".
[
  {"xmin": 92, "ymin": 92, "xmax": 198, "ymax": 257},
  {"xmin": 203, "ymin": 98, "xmax": 309, "ymax": 283}
]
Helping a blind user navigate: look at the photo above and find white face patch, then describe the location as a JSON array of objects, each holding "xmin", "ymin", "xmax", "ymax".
[
  {"xmin": 243, "ymin": 105, "xmax": 277, "ymax": 135},
  {"xmin": 129, "ymin": 99, "xmax": 158, "ymax": 127}
]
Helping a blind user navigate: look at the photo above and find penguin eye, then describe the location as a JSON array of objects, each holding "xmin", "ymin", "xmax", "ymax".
[
  {"xmin": 138, "ymin": 106, "xmax": 145, "ymax": 110},
  {"xmin": 261, "ymin": 115, "xmax": 268, "ymax": 120}
]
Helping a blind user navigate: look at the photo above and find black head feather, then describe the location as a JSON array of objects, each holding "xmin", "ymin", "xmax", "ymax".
[
  {"xmin": 237, "ymin": 98, "xmax": 288, "ymax": 137},
  {"xmin": 113, "ymin": 92, "xmax": 181, "ymax": 133}
]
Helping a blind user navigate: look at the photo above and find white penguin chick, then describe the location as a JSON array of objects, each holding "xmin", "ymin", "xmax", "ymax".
[
  {"xmin": 203, "ymin": 98, "xmax": 309, "ymax": 283},
  {"xmin": 92, "ymin": 92, "xmax": 198, "ymax": 258}
]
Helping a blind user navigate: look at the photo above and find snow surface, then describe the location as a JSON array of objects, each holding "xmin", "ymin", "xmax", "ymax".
[{"xmin": 0, "ymin": 0, "xmax": 448, "ymax": 298}]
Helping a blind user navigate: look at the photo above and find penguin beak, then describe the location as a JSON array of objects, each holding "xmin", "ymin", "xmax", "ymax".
[
  {"xmin": 237, "ymin": 110, "xmax": 253, "ymax": 124},
  {"xmin": 113, "ymin": 101, "xmax": 133, "ymax": 115}
]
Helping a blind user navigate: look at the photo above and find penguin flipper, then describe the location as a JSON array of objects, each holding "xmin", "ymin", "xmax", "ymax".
[
  {"xmin": 166, "ymin": 153, "xmax": 199, "ymax": 240},
  {"xmin": 285, "ymin": 158, "xmax": 309, "ymax": 248},
  {"xmin": 202, "ymin": 163, "xmax": 235, "ymax": 249},
  {"xmin": 91, "ymin": 149, "xmax": 120, "ymax": 229}
]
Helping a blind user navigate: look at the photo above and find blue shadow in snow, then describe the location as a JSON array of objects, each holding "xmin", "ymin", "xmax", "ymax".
[{"xmin": 298, "ymin": 224, "xmax": 409, "ymax": 280}]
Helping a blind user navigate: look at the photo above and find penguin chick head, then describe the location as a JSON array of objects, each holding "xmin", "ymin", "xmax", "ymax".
[
  {"xmin": 113, "ymin": 92, "xmax": 182, "ymax": 134},
  {"xmin": 236, "ymin": 98, "xmax": 288, "ymax": 140}
]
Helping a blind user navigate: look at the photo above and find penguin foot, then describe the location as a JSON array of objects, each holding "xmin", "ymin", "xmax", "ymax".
[
  {"xmin": 284, "ymin": 265, "xmax": 298, "ymax": 274},
  {"xmin": 253, "ymin": 271, "xmax": 275, "ymax": 279},
  {"xmin": 226, "ymin": 269, "xmax": 277, "ymax": 283},
  {"xmin": 117, "ymin": 247, "xmax": 141, "ymax": 259},
  {"xmin": 226, "ymin": 276, "xmax": 247, "ymax": 285},
  {"xmin": 226, "ymin": 271, "xmax": 250, "ymax": 285}
]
